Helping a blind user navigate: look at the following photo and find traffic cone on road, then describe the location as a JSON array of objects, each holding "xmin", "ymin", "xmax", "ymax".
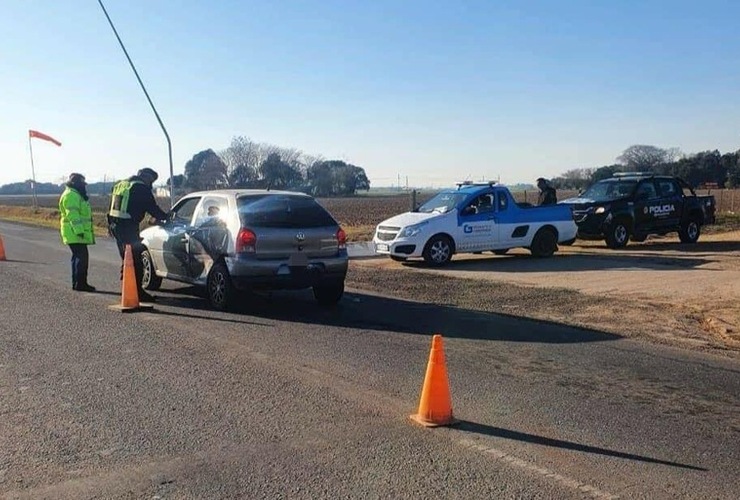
[
  {"xmin": 410, "ymin": 334, "xmax": 456, "ymax": 427},
  {"xmin": 0, "ymin": 234, "xmax": 6, "ymax": 261},
  {"xmin": 108, "ymin": 244, "xmax": 153, "ymax": 312}
]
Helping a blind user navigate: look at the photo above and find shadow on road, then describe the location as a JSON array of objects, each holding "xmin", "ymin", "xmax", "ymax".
[
  {"xmin": 154, "ymin": 284, "xmax": 620, "ymax": 345},
  {"xmin": 401, "ymin": 252, "xmax": 711, "ymax": 273},
  {"xmin": 619, "ymin": 240, "xmax": 739, "ymax": 254},
  {"xmin": 457, "ymin": 420, "xmax": 707, "ymax": 471}
]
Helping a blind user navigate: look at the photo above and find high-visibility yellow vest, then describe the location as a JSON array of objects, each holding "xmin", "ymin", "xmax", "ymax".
[{"xmin": 108, "ymin": 179, "xmax": 144, "ymax": 219}]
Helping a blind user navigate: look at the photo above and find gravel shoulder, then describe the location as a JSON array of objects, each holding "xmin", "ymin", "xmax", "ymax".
[{"xmin": 348, "ymin": 231, "xmax": 740, "ymax": 358}]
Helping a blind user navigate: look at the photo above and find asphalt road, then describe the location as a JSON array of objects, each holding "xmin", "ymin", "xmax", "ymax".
[{"xmin": 0, "ymin": 221, "xmax": 738, "ymax": 499}]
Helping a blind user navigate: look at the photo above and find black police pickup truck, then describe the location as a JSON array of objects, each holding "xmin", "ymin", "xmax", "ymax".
[{"xmin": 560, "ymin": 173, "xmax": 716, "ymax": 248}]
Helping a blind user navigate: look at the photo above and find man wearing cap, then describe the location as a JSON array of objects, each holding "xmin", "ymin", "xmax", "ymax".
[
  {"xmin": 536, "ymin": 177, "xmax": 557, "ymax": 206},
  {"xmin": 107, "ymin": 168, "xmax": 169, "ymax": 302}
]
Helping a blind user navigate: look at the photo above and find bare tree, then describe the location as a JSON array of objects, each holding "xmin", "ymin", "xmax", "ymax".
[{"xmin": 616, "ymin": 145, "xmax": 679, "ymax": 171}]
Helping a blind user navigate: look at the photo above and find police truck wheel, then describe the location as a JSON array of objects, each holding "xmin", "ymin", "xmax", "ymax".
[
  {"xmin": 605, "ymin": 221, "xmax": 630, "ymax": 249},
  {"xmin": 207, "ymin": 262, "xmax": 235, "ymax": 311},
  {"xmin": 530, "ymin": 228, "xmax": 557, "ymax": 258},
  {"xmin": 422, "ymin": 235, "xmax": 453, "ymax": 266},
  {"xmin": 141, "ymin": 249, "xmax": 162, "ymax": 291},
  {"xmin": 679, "ymin": 219, "xmax": 701, "ymax": 243}
]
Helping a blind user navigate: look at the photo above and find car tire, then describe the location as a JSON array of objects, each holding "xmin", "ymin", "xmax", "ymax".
[
  {"xmin": 530, "ymin": 228, "xmax": 558, "ymax": 258},
  {"xmin": 422, "ymin": 235, "xmax": 454, "ymax": 266},
  {"xmin": 493, "ymin": 249, "xmax": 509, "ymax": 255},
  {"xmin": 314, "ymin": 281, "xmax": 344, "ymax": 306},
  {"xmin": 207, "ymin": 262, "xmax": 235, "ymax": 311},
  {"xmin": 141, "ymin": 249, "xmax": 162, "ymax": 291},
  {"xmin": 679, "ymin": 219, "xmax": 701, "ymax": 243},
  {"xmin": 605, "ymin": 221, "xmax": 630, "ymax": 249}
]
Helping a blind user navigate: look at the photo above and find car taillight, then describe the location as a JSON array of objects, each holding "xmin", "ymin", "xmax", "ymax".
[
  {"xmin": 336, "ymin": 228, "xmax": 346, "ymax": 249},
  {"xmin": 236, "ymin": 228, "xmax": 257, "ymax": 253}
]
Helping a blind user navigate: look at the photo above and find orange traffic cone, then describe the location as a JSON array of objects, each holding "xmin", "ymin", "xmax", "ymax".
[
  {"xmin": 108, "ymin": 244, "xmax": 153, "ymax": 312},
  {"xmin": 0, "ymin": 234, "xmax": 6, "ymax": 261},
  {"xmin": 410, "ymin": 334, "xmax": 456, "ymax": 427}
]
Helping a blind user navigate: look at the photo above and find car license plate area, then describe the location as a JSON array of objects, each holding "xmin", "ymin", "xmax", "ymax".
[
  {"xmin": 288, "ymin": 252, "xmax": 308, "ymax": 267},
  {"xmin": 376, "ymin": 243, "xmax": 389, "ymax": 252}
]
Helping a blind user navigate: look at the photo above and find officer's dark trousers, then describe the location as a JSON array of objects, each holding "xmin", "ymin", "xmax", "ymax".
[
  {"xmin": 109, "ymin": 220, "xmax": 145, "ymax": 292},
  {"xmin": 68, "ymin": 244, "xmax": 89, "ymax": 290}
]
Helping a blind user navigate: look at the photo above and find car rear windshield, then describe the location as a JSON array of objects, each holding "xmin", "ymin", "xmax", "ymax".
[
  {"xmin": 237, "ymin": 195, "xmax": 337, "ymax": 228},
  {"xmin": 580, "ymin": 180, "xmax": 638, "ymax": 202}
]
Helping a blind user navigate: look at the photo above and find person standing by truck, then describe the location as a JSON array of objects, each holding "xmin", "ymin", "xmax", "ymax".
[{"xmin": 537, "ymin": 178, "xmax": 558, "ymax": 206}]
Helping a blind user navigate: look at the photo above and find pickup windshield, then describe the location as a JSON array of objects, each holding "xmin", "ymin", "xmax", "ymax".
[
  {"xmin": 417, "ymin": 192, "xmax": 467, "ymax": 213},
  {"xmin": 580, "ymin": 180, "xmax": 638, "ymax": 203}
]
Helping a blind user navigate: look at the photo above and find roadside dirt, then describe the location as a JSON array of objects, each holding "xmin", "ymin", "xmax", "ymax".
[{"xmin": 347, "ymin": 231, "xmax": 740, "ymax": 357}]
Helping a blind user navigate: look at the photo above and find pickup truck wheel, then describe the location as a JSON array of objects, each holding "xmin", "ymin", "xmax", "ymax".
[
  {"xmin": 605, "ymin": 221, "xmax": 630, "ymax": 249},
  {"xmin": 679, "ymin": 220, "xmax": 701, "ymax": 243},
  {"xmin": 423, "ymin": 235, "xmax": 453, "ymax": 266},
  {"xmin": 530, "ymin": 228, "xmax": 557, "ymax": 258},
  {"xmin": 141, "ymin": 249, "xmax": 162, "ymax": 291}
]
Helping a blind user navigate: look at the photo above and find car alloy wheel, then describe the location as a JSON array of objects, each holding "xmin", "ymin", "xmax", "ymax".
[
  {"xmin": 207, "ymin": 263, "xmax": 233, "ymax": 311},
  {"xmin": 423, "ymin": 235, "xmax": 453, "ymax": 266}
]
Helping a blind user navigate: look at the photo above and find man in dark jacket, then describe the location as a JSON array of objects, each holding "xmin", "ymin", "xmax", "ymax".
[
  {"xmin": 537, "ymin": 177, "xmax": 557, "ymax": 206},
  {"xmin": 108, "ymin": 168, "xmax": 169, "ymax": 302}
]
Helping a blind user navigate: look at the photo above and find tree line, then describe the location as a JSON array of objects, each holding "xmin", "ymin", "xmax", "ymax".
[
  {"xmin": 170, "ymin": 136, "xmax": 370, "ymax": 197},
  {"xmin": 550, "ymin": 145, "xmax": 740, "ymax": 190}
]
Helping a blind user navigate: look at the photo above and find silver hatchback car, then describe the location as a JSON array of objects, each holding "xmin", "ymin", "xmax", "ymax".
[{"xmin": 139, "ymin": 189, "xmax": 348, "ymax": 310}]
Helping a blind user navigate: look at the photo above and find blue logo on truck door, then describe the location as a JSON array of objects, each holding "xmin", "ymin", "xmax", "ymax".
[{"xmin": 463, "ymin": 224, "xmax": 492, "ymax": 234}]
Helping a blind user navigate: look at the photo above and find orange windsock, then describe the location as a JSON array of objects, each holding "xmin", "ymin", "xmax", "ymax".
[
  {"xmin": 0, "ymin": 234, "xmax": 6, "ymax": 261},
  {"xmin": 410, "ymin": 334, "xmax": 456, "ymax": 427},
  {"xmin": 29, "ymin": 129, "xmax": 62, "ymax": 146}
]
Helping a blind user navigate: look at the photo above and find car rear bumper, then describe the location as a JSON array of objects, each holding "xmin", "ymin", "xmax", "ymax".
[{"xmin": 225, "ymin": 252, "xmax": 348, "ymax": 291}]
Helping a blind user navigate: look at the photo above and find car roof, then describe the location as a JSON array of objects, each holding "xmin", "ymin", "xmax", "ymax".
[{"xmin": 182, "ymin": 189, "xmax": 311, "ymax": 198}]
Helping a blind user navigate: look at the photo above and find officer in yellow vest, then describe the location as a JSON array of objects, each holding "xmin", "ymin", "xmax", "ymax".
[
  {"xmin": 59, "ymin": 173, "xmax": 96, "ymax": 291},
  {"xmin": 107, "ymin": 167, "xmax": 169, "ymax": 302}
]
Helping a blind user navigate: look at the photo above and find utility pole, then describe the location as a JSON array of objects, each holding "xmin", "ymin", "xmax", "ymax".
[{"xmin": 97, "ymin": 0, "xmax": 174, "ymax": 209}]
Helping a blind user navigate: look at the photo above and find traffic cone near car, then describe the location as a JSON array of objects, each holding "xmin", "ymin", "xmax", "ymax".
[
  {"xmin": 108, "ymin": 244, "xmax": 153, "ymax": 312},
  {"xmin": 410, "ymin": 334, "xmax": 456, "ymax": 427},
  {"xmin": 0, "ymin": 234, "xmax": 6, "ymax": 261}
]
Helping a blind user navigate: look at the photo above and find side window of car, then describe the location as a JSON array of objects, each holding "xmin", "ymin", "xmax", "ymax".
[
  {"xmin": 657, "ymin": 180, "xmax": 678, "ymax": 198},
  {"xmin": 194, "ymin": 197, "xmax": 228, "ymax": 227},
  {"xmin": 497, "ymin": 192, "xmax": 509, "ymax": 212},
  {"xmin": 635, "ymin": 182, "xmax": 658, "ymax": 201},
  {"xmin": 172, "ymin": 197, "xmax": 201, "ymax": 224}
]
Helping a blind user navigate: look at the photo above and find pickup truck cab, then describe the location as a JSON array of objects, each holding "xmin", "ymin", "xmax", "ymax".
[
  {"xmin": 373, "ymin": 181, "xmax": 578, "ymax": 266},
  {"xmin": 560, "ymin": 173, "xmax": 716, "ymax": 248}
]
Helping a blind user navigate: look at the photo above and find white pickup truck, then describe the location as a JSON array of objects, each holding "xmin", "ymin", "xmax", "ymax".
[{"xmin": 373, "ymin": 182, "xmax": 577, "ymax": 266}]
